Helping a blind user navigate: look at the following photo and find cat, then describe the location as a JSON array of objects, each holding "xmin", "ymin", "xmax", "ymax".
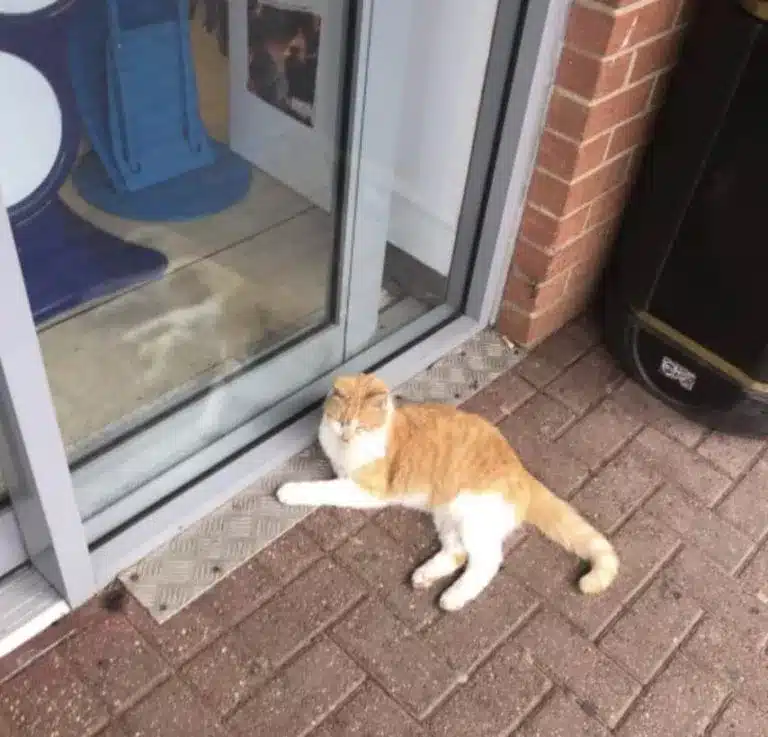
[{"xmin": 277, "ymin": 373, "xmax": 619, "ymax": 611}]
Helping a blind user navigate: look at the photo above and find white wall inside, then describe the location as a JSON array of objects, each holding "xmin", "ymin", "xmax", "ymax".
[{"xmin": 388, "ymin": 0, "xmax": 498, "ymax": 277}]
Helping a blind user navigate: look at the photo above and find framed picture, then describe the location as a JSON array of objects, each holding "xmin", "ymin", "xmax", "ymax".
[{"xmin": 229, "ymin": 0, "xmax": 343, "ymax": 211}]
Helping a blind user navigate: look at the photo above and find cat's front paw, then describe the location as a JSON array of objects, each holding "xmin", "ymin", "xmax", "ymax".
[
  {"xmin": 276, "ymin": 482, "xmax": 313, "ymax": 506},
  {"xmin": 439, "ymin": 585, "xmax": 473, "ymax": 612}
]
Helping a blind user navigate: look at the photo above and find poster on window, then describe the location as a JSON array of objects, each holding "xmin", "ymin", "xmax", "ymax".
[
  {"xmin": 229, "ymin": 0, "xmax": 341, "ymax": 210},
  {"xmin": 246, "ymin": 1, "xmax": 321, "ymax": 127}
]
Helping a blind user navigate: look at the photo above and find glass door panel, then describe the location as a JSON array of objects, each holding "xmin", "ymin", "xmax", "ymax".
[{"xmin": 0, "ymin": 0, "xmax": 356, "ymax": 531}]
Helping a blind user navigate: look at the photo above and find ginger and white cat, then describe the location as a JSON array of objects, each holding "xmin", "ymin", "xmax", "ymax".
[{"xmin": 277, "ymin": 373, "xmax": 619, "ymax": 611}]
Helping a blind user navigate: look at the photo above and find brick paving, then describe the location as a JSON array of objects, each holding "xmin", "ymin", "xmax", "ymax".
[{"xmin": 1, "ymin": 316, "xmax": 767, "ymax": 737}]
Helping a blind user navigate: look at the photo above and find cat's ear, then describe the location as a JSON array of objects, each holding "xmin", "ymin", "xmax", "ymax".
[
  {"xmin": 363, "ymin": 375, "xmax": 390, "ymax": 408},
  {"xmin": 331, "ymin": 375, "xmax": 356, "ymax": 398}
]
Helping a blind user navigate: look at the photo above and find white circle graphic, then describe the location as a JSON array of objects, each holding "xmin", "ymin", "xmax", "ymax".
[
  {"xmin": 0, "ymin": 1, "xmax": 60, "ymax": 14},
  {"xmin": 0, "ymin": 51, "xmax": 63, "ymax": 208}
]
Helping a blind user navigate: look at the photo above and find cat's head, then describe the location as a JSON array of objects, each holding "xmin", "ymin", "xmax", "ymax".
[{"xmin": 323, "ymin": 373, "xmax": 392, "ymax": 442}]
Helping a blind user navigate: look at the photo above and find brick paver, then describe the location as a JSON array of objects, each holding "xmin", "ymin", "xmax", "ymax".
[{"xmin": 1, "ymin": 316, "xmax": 767, "ymax": 737}]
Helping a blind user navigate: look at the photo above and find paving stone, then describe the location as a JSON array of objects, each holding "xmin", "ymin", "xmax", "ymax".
[
  {"xmin": 375, "ymin": 508, "xmax": 438, "ymax": 557},
  {"xmin": 61, "ymin": 616, "xmax": 170, "ymax": 713},
  {"xmin": 0, "ymin": 649, "xmax": 109, "ymax": 737},
  {"xmin": 644, "ymin": 484, "xmax": 753, "ymax": 573},
  {"xmin": 739, "ymin": 543, "xmax": 768, "ymax": 603},
  {"xmin": 544, "ymin": 347, "xmax": 623, "ymax": 415},
  {"xmin": 557, "ymin": 399, "xmax": 642, "ymax": 471},
  {"xmin": 180, "ymin": 630, "xmax": 261, "ymax": 716},
  {"xmin": 509, "ymin": 511, "xmax": 680, "ymax": 638},
  {"xmin": 302, "ymin": 508, "xmax": 370, "ymax": 550},
  {"xmin": 500, "ymin": 395, "xmax": 589, "ymax": 498},
  {"xmin": 460, "ymin": 373, "xmax": 536, "ymax": 424},
  {"xmin": 716, "ymin": 456, "xmax": 768, "ymax": 540},
  {"xmin": 610, "ymin": 379, "xmax": 706, "ymax": 448},
  {"xmin": 664, "ymin": 546, "xmax": 768, "ymax": 649},
  {"xmin": 682, "ymin": 616, "xmax": 768, "ymax": 714},
  {"xmin": 516, "ymin": 689, "xmax": 611, "ymax": 737},
  {"xmin": 615, "ymin": 653, "xmax": 729, "ymax": 737},
  {"xmin": 227, "ymin": 638, "xmax": 364, "ymax": 737},
  {"xmin": 122, "ymin": 588, "xmax": 223, "ymax": 666},
  {"xmin": 696, "ymin": 432, "xmax": 764, "ymax": 478},
  {"xmin": 312, "ymin": 682, "xmax": 426, "ymax": 737},
  {"xmin": 572, "ymin": 448, "xmax": 663, "ymax": 533},
  {"xmin": 517, "ymin": 318, "xmax": 599, "ymax": 388},
  {"xmin": 256, "ymin": 524, "xmax": 322, "ymax": 583},
  {"xmin": 709, "ymin": 699, "xmax": 766, "ymax": 737},
  {"xmin": 515, "ymin": 609, "xmax": 641, "ymax": 728},
  {"xmin": 599, "ymin": 571, "xmax": 702, "ymax": 683},
  {"xmin": 427, "ymin": 639, "xmax": 551, "ymax": 737},
  {"xmin": 195, "ymin": 557, "xmax": 277, "ymax": 630},
  {"xmin": 422, "ymin": 569, "xmax": 539, "ymax": 672},
  {"xmin": 237, "ymin": 558, "xmax": 364, "ymax": 679},
  {"xmin": 120, "ymin": 678, "xmax": 225, "ymax": 737},
  {"xmin": 336, "ymin": 523, "xmax": 438, "ymax": 629},
  {"xmin": 630, "ymin": 427, "xmax": 731, "ymax": 506},
  {"xmin": 331, "ymin": 598, "xmax": 457, "ymax": 719}
]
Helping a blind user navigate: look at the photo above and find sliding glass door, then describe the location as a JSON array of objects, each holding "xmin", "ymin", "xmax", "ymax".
[{"xmin": 0, "ymin": 0, "xmax": 521, "ymax": 585}]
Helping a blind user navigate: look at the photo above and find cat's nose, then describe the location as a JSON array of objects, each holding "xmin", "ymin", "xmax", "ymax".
[{"xmin": 340, "ymin": 424, "xmax": 355, "ymax": 442}]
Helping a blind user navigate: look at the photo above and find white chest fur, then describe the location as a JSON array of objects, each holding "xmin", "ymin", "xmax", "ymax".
[{"xmin": 318, "ymin": 415, "xmax": 388, "ymax": 477}]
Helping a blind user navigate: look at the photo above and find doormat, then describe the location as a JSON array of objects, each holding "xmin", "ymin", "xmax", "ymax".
[{"xmin": 119, "ymin": 328, "xmax": 524, "ymax": 622}]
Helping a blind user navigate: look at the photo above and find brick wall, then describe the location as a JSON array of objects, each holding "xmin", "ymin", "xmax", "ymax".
[{"xmin": 497, "ymin": 0, "xmax": 693, "ymax": 346}]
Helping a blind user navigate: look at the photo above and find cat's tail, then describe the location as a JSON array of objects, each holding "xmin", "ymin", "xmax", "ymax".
[{"xmin": 522, "ymin": 473, "xmax": 619, "ymax": 595}]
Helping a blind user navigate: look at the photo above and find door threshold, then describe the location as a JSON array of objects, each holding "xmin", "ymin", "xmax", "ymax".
[{"xmin": 0, "ymin": 566, "xmax": 69, "ymax": 660}]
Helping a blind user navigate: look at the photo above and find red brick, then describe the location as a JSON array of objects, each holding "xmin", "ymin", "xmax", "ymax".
[
  {"xmin": 520, "ymin": 203, "xmax": 591, "ymax": 250},
  {"xmin": 500, "ymin": 393, "xmax": 590, "ymax": 498},
  {"xmin": 302, "ymin": 507, "xmax": 369, "ymax": 550},
  {"xmin": 615, "ymin": 653, "xmax": 728, "ymax": 737},
  {"xmin": 556, "ymin": 46, "xmax": 633, "ymax": 100},
  {"xmin": 537, "ymin": 129, "xmax": 613, "ymax": 182},
  {"xmin": 573, "ymin": 446, "xmax": 663, "ymax": 533},
  {"xmin": 645, "ymin": 484, "xmax": 753, "ymax": 573},
  {"xmin": 460, "ymin": 373, "xmax": 536, "ymax": 425},
  {"xmin": 606, "ymin": 112, "xmax": 656, "ymax": 159},
  {"xmin": 599, "ymin": 571, "xmax": 702, "ymax": 683},
  {"xmin": 335, "ymin": 523, "xmax": 438, "ymax": 629},
  {"xmin": 61, "ymin": 616, "xmax": 170, "ymax": 714},
  {"xmin": 629, "ymin": 427, "xmax": 731, "ymax": 505},
  {"xmin": 427, "ymin": 640, "xmax": 551, "ymax": 737},
  {"xmin": 256, "ymin": 524, "xmax": 322, "ymax": 583},
  {"xmin": 510, "ymin": 511, "xmax": 679, "ymax": 638},
  {"xmin": 516, "ymin": 689, "xmax": 611, "ymax": 737},
  {"xmin": 516, "ymin": 609, "xmax": 641, "ymax": 728},
  {"xmin": 709, "ymin": 699, "xmax": 767, "ymax": 737},
  {"xmin": 423, "ymin": 570, "xmax": 538, "ymax": 672},
  {"xmin": 545, "ymin": 346, "xmax": 624, "ymax": 415},
  {"xmin": 564, "ymin": 3, "xmax": 628, "ymax": 56},
  {"xmin": 375, "ymin": 508, "xmax": 437, "ymax": 558},
  {"xmin": 313, "ymin": 682, "xmax": 426, "ymax": 737},
  {"xmin": 331, "ymin": 598, "xmax": 457, "ymax": 718},
  {"xmin": 180, "ymin": 630, "xmax": 261, "ymax": 717},
  {"xmin": 0, "ymin": 649, "xmax": 109, "ymax": 737},
  {"xmin": 629, "ymin": 28, "xmax": 683, "ymax": 83},
  {"xmin": 696, "ymin": 432, "xmax": 765, "ymax": 478},
  {"xmin": 610, "ymin": 378, "xmax": 706, "ymax": 447},
  {"xmin": 226, "ymin": 638, "xmax": 364, "ymax": 737},
  {"xmin": 586, "ymin": 181, "xmax": 631, "ymax": 227},
  {"xmin": 582, "ymin": 78, "xmax": 656, "ymax": 139},
  {"xmin": 557, "ymin": 398, "xmax": 642, "ymax": 470},
  {"xmin": 505, "ymin": 269, "xmax": 570, "ymax": 312},
  {"xmin": 561, "ymin": 153, "xmax": 633, "ymax": 215},
  {"xmin": 237, "ymin": 558, "xmax": 364, "ymax": 678},
  {"xmin": 663, "ymin": 546, "xmax": 768, "ymax": 648},
  {"xmin": 546, "ymin": 89, "xmax": 590, "ymax": 141},
  {"xmin": 739, "ymin": 544, "xmax": 768, "ymax": 603},
  {"xmin": 528, "ymin": 168, "xmax": 571, "ymax": 214},
  {"xmin": 716, "ymin": 457, "xmax": 768, "ymax": 540},
  {"xmin": 516, "ymin": 316, "xmax": 598, "ymax": 387},
  {"xmin": 682, "ymin": 616, "xmax": 768, "ymax": 714},
  {"xmin": 120, "ymin": 678, "xmax": 225, "ymax": 737},
  {"xmin": 498, "ymin": 296, "xmax": 587, "ymax": 349}
]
